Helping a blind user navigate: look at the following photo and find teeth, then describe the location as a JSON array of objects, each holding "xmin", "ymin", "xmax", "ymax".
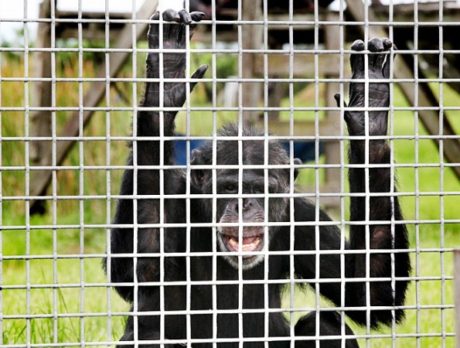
[
  {"xmin": 242, "ymin": 239, "xmax": 259, "ymax": 252},
  {"xmin": 226, "ymin": 236, "xmax": 261, "ymax": 252}
]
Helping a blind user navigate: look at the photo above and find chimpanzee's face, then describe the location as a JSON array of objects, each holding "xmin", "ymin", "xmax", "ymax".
[
  {"xmin": 191, "ymin": 133, "xmax": 296, "ymax": 270},
  {"xmin": 212, "ymin": 170, "xmax": 289, "ymax": 270}
]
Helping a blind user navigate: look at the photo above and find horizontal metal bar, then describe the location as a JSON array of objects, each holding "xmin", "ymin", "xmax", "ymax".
[
  {"xmin": 0, "ymin": 190, "xmax": 458, "ymax": 202},
  {"xmin": 1, "ymin": 331, "xmax": 454, "ymax": 348},
  {"xmin": 0, "ymin": 135, "xmax": 459, "ymax": 143},
  {"xmin": 0, "ymin": 304, "xmax": 454, "ymax": 319},
  {"xmin": 0, "ymin": 275, "xmax": 454, "ymax": 290},
  {"xmin": 0, "ymin": 219, "xmax": 458, "ymax": 231},
  {"xmin": 2, "ymin": 46, "xmax": 460, "ymax": 54},
  {"xmin": 2, "ymin": 106, "xmax": 460, "ymax": 114},
  {"xmin": 1, "ymin": 163, "xmax": 459, "ymax": 171},
  {"xmin": 1, "ymin": 248, "xmax": 456, "ymax": 262},
  {"xmin": 1, "ymin": 17, "xmax": 459, "ymax": 26},
  {"xmin": 3, "ymin": 76, "xmax": 460, "ymax": 84}
]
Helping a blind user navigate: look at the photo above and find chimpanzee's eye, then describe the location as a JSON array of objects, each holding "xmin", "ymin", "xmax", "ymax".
[
  {"xmin": 254, "ymin": 187, "xmax": 264, "ymax": 194},
  {"xmin": 225, "ymin": 184, "xmax": 237, "ymax": 192}
]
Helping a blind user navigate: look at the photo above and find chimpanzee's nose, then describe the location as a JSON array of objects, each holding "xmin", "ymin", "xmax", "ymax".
[
  {"xmin": 243, "ymin": 199, "xmax": 255, "ymax": 211},
  {"xmin": 228, "ymin": 199, "xmax": 255, "ymax": 213},
  {"xmin": 228, "ymin": 200, "xmax": 238, "ymax": 213}
]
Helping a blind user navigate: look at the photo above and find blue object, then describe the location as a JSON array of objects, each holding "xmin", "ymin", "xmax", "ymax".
[
  {"xmin": 284, "ymin": 140, "xmax": 324, "ymax": 163},
  {"xmin": 173, "ymin": 136, "xmax": 324, "ymax": 165},
  {"xmin": 174, "ymin": 138, "xmax": 206, "ymax": 165}
]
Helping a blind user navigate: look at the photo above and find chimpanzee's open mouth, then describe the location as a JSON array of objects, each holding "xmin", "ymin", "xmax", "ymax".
[
  {"xmin": 223, "ymin": 234, "xmax": 263, "ymax": 253},
  {"xmin": 218, "ymin": 227, "xmax": 265, "ymax": 262}
]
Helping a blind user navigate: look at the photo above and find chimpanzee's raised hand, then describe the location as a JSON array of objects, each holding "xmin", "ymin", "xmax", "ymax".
[
  {"xmin": 110, "ymin": 8, "xmax": 209, "ymax": 324},
  {"xmin": 144, "ymin": 9, "xmax": 208, "ymax": 116},
  {"xmin": 329, "ymin": 39, "xmax": 410, "ymax": 328},
  {"xmin": 335, "ymin": 38, "xmax": 395, "ymax": 137}
]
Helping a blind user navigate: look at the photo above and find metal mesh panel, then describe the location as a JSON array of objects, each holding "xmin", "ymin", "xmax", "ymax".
[{"xmin": 0, "ymin": 0, "xmax": 458, "ymax": 347}]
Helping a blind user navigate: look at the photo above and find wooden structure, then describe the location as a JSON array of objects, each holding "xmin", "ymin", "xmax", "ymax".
[
  {"xmin": 30, "ymin": 0, "xmax": 460, "ymax": 213},
  {"xmin": 30, "ymin": 0, "xmax": 159, "ymax": 214}
]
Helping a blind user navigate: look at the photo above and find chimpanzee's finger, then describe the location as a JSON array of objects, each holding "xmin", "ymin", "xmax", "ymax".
[
  {"xmin": 383, "ymin": 38, "xmax": 393, "ymax": 50},
  {"xmin": 334, "ymin": 93, "xmax": 348, "ymax": 108},
  {"xmin": 382, "ymin": 39, "xmax": 397, "ymax": 79},
  {"xmin": 350, "ymin": 39, "xmax": 365, "ymax": 77},
  {"xmin": 178, "ymin": 9, "xmax": 192, "ymax": 24},
  {"xmin": 147, "ymin": 12, "xmax": 161, "ymax": 49},
  {"xmin": 166, "ymin": 65, "xmax": 207, "ymax": 107},
  {"xmin": 190, "ymin": 11, "xmax": 206, "ymax": 22},
  {"xmin": 151, "ymin": 11, "xmax": 160, "ymax": 20},
  {"xmin": 163, "ymin": 9, "xmax": 181, "ymax": 22},
  {"xmin": 167, "ymin": 65, "xmax": 208, "ymax": 107},
  {"xmin": 368, "ymin": 37, "xmax": 386, "ymax": 71},
  {"xmin": 190, "ymin": 64, "xmax": 209, "ymax": 92}
]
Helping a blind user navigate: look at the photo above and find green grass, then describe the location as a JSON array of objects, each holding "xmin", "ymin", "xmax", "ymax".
[{"xmin": 1, "ymin": 52, "xmax": 459, "ymax": 347}]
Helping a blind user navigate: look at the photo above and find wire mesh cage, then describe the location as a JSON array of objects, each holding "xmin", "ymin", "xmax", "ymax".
[{"xmin": 0, "ymin": 0, "xmax": 459, "ymax": 347}]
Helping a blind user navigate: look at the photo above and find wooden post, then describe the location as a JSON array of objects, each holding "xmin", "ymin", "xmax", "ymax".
[
  {"xmin": 346, "ymin": 0, "xmax": 460, "ymax": 181},
  {"xmin": 267, "ymin": 42, "xmax": 285, "ymax": 121},
  {"xmin": 267, "ymin": 80, "xmax": 285, "ymax": 121},
  {"xmin": 31, "ymin": 0, "xmax": 52, "ymax": 164},
  {"xmin": 29, "ymin": 0, "xmax": 159, "ymax": 213},
  {"xmin": 241, "ymin": 0, "xmax": 262, "ymax": 126},
  {"xmin": 30, "ymin": 0, "xmax": 52, "ymax": 214},
  {"xmin": 322, "ymin": 13, "xmax": 341, "ymax": 208},
  {"xmin": 455, "ymin": 250, "xmax": 460, "ymax": 348}
]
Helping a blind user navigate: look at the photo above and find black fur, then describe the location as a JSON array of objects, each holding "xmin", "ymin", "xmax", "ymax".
[{"xmin": 106, "ymin": 12, "xmax": 410, "ymax": 348}]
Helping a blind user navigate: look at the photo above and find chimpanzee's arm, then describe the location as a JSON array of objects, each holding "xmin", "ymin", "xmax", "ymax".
[
  {"xmin": 294, "ymin": 38, "xmax": 410, "ymax": 327},
  {"xmin": 107, "ymin": 10, "xmax": 207, "ymax": 302},
  {"xmin": 340, "ymin": 38, "xmax": 410, "ymax": 326}
]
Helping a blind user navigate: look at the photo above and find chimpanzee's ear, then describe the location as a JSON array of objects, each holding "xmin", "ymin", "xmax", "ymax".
[
  {"xmin": 191, "ymin": 149, "xmax": 206, "ymax": 189},
  {"xmin": 293, "ymin": 158, "xmax": 303, "ymax": 180}
]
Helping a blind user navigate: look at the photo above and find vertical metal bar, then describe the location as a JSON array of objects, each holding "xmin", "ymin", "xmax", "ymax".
[
  {"xmin": 262, "ymin": 0, "xmax": 269, "ymax": 346},
  {"xmin": 0, "ymin": 15, "xmax": 3, "ymax": 343},
  {"xmin": 104, "ymin": 0, "xmax": 113, "ymax": 343},
  {"xmin": 455, "ymin": 250, "xmax": 460, "ymax": 348},
  {"xmin": 77, "ymin": 0, "xmax": 86, "ymax": 345},
  {"xmin": 50, "ymin": 0, "xmax": 58, "ymax": 343},
  {"xmin": 363, "ymin": 1, "xmax": 371, "ymax": 346},
  {"xmin": 313, "ymin": 0, "xmax": 320, "ymax": 346},
  {"xmin": 211, "ymin": 0, "xmax": 218, "ymax": 345},
  {"xmin": 439, "ymin": 2, "xmax": 446, "ymax": 347},
  {"xmin": 338, "ymin": 0, "xmax": 346, "ymax": 346},
  {"xmin": 388, "ymin": 1, "xmax": 396, "ymax": 348},
  {"xmin": 185, "ymin": 0, "xmax": 192, "ymax": 344},
  {"xmin": 23, "ymin": 0, "xmax": 31, "ymax": 346},
  {"xmin": 131, "ymin": 0, "xmax": 140, "ymax": 345},
  {"xmin": 287, "ymin": 0, "xmax": 295, "ymax": 345},
  {"xmin": 158, "ymin": 6, "xmax": 165, "ymax": 346},
  {"xmin": 237, "ymin": 0, "xmax": 244, "ymax": 345},
  {"xmin": 413, "ymin": 1, "xmax": 421, "ymax": 347}
]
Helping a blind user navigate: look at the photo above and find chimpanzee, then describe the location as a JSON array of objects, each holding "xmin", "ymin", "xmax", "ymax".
[{"xmin": 106, "ymin": 9, "xmax": 410, "ymax": 348}]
